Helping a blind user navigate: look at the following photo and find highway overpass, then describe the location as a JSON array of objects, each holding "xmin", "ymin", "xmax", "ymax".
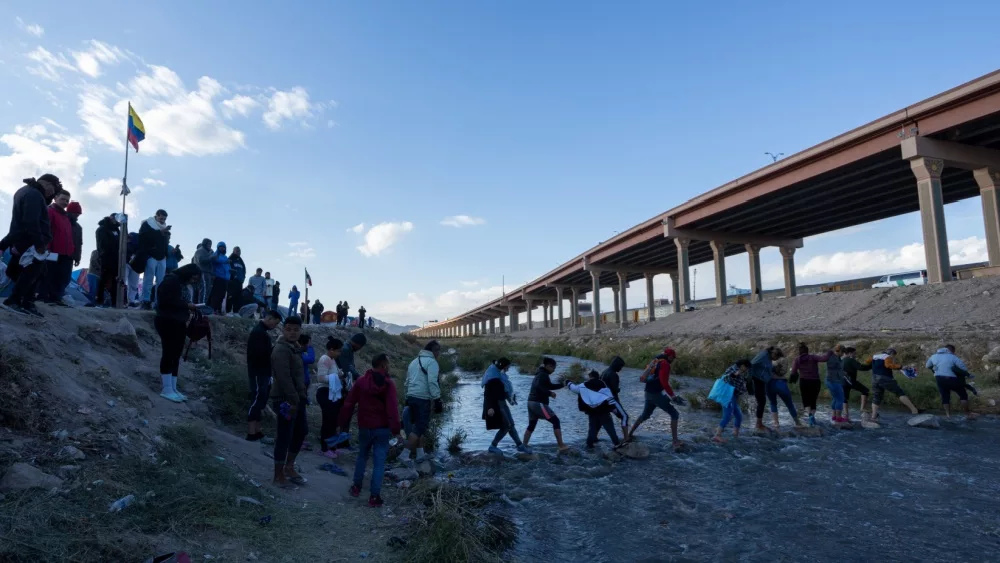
[{"xmin": 412, "ymin": 70, "xmax": 1000, "ymax": 338}]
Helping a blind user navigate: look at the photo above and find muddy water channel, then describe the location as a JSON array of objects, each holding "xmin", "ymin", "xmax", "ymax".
[{"xmin": 439, "ymin": 356, "xmax": 1000, "ymax": 562}]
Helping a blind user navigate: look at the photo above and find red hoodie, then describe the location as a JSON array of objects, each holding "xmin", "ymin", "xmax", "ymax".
[
  {"xmin": 47, "ymin": 205, "xmax": 74, "ymax": 256},
  {"xmin": 339, "ymin": 369, "xmax": 401, "ymax": 434}
]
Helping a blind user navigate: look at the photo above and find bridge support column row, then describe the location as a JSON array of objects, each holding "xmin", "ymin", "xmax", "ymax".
[
  {"xmin": 590, "ymin": 269, "xmax": 602, "ymax": 334},
  {"xmin": 645, "ymin": 273, "xmax": 656, "ymax": 322}
]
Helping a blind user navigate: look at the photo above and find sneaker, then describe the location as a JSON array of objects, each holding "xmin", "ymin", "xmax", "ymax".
[
  {"xmin": 487, "ymin": 446, "xmax": 503, "ymax": 455},
  {"xmin": 808, "ymin": 414, "xmax": 816, "ymax": 427},
  {"xmin": 1, "ymin": 301, "xmax": 29, "ymax": 315},
  {"xmin": 21, "ymin": 304, "xmax": 44, "ymax": 318},
  {"xmin": 516, "ymin": 444, "xmax": 533, "ymax": 454},
  {"xmin": 349, "ymin": 484, "xmax": 361, "ymax": 498},
  {"xmin": 368, "ymin": 495, "xmax": 384, "ymax": 508},
  {"xmin": 160, "ymin": 392, "xmax": 184, "ymax": 403}
]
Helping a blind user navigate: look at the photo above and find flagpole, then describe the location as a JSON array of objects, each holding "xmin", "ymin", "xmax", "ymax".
[
  {"xmin": 116, "ymin": 102, "xmax": 132, "ymax": 308},
  {"xmin": 122, "ymin": 101, "xmax": 131, "ymax": 214}
]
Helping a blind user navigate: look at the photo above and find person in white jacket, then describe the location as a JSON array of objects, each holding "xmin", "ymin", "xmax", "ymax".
[
  {"xmin": 568, "ymin": 370, "xmax": 629, "ymax": 449},
  {"xmin": 315, "ymin": 337, "xmax": 350, "ymax": 456}
]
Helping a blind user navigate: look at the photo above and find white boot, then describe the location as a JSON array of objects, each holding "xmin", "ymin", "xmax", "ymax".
[
  {"xmin": 160, "ymin": 374, "xmax": 183, "ymax": 403},
  {"xmin": 171, "ymin": 376, "xmax": 188, "ymax": 401}
]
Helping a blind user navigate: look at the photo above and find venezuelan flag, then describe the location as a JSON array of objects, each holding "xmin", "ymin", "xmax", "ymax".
[{"xmin": 127, "ymin": 104, "xmax": 145, "ymax": 152}]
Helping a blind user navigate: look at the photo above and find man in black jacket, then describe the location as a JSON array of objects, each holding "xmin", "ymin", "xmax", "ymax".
[
  {"xmin": 3, "ymin": 174, "xmax": 59, "ymax": 316},
  {"xmin": 601, "ymin": 356, "xmax": 629, "ymax": 435},
  {"xmin": 247, "ymin": 310, "xmax": 282, "ymax": 441},
  {"xmin": 226, "ymin": 246, "xmax": 247, "ymax": 314},
  {"xmin": 95, "ymin": 215, "xmax": 120, "ymax": 307},
  {"xmin": 523, "ymin": 357, "xmax": 569, "ymax": 451},
  {"xmin": 137, "ymin": 209, "xmax": 170, "ymax": 309}
]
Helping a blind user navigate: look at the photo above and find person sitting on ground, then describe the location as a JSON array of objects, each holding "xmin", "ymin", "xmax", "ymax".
[
  {"xmin": 339, "ymin": 353, "xmax": 400, "ymax": 508},
  {"xmin": 842, "ymin": 347, "xmax": 871, "ymax": 422},
  {"xmin": 826, "ymin": 345, "xmax": 849, "ymax": 423},
  {"xmin": 315, "ymin": 337, "xmax": 346, "ymax": 457},
  {"xmin": 627, "ymin": 347, "xmax": 685, "ymax": 450},
  {"xmin": 568, "ymin": 369, "xmax": 628, "ymax": 449},
  {"xmin": 404, "ymin": 340, "xmax": 443, "ymax": 464},
  {"xmin": 270, "ymin": 315, "xmax": 308, "ymax": 488},
  {"xmin": 523, "ymin": 357, "xmax": 568, "ymax": 451},
  {"xmin": 767, "ymin": 352, "xmax": 801, "ymax": 428},
  {"xmin": 870, "ymin": 347, "xmax": 920, "ymax": 422},
  {"xmin": 790, "ymin": 343, "xmax": 833, "ymax": 427},
  {"xmin": 600, "ymin": 356, "xmax": 630, "ymax": 437},
  {"xmin": 713, "ymin": 359, "xmax": 751, "ymax": 443},
  {"xmin": 926, "ymin": 344, "xmax": 977, "ymax": 418},
  {"xmin": 749, "ymin": 346, "xmax": 782, "ymax": 432},
  {"xmin": 246, "ymin": 310, "xmax": 282, "ymax": 441},
  {"xmin": 482, "ymin": 358, "xmax": 530, "ymax": 454},
  {"xmin": 154, "ymin": 264, "xmax": 201, "ymax": 403}
]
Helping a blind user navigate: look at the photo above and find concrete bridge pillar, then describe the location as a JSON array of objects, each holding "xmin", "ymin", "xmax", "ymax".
[
  {"xmin": 590, "ymin": 270, "xmax": 602, "ymax": 334},
  {"xmin": 745, "ymin": 243, "xmax": 762, "ymax": 302},
  {"xmin": 547, "ymin": 301, "xmax": 553, "ymax": 329},
  {"xmin": 489, "ymin": 318, "xmax": 496, "ymax": 334},
  {"xmin": 669, "ymin": 273, "xmax": 681, "ymax": 313},
  {"xmin": 644, "ymin": 273, "xmax": 656, "ymax": 322},
  {"xmin": 617, "ymin": 272, "xmax": 629, "ymax": 328},
  {"xmin": 525, "ymin": 299, "xmax": 534, "ymax": 331},
  {"xmin": 673, "ymin": 237, "xmax": 692, "ymax": 309},
  {"xmin": 555, "ymin": 288, "xmax": 565, "ymax": 334},
  {"xmin": 499, "ymin": 315, "xmax": 506, "ymax": 334},
  {"xmin": 612, "ymin": 287, "xmax": 620, "ymax": 326},
  {"xmin": 508, "ymin": 306, "xmax": 517, "ymax": 333},
  {"xmin": 911, "ymin": 157, "xmax": 951, "ymax": 283},
  {"xmin": 709, "ymin": 240, "xmax": 727, "ymax": 306},
  {"xmin": 780, "ymin": 247, "xmax": 797, "ymax": 298},
  {"xmin": 974, "ymin": 167, "xmax": 1000, "ymax": 267},
  {"xmin": 571, "ymin": 288, "xmax": 580, "ymax": 328}
]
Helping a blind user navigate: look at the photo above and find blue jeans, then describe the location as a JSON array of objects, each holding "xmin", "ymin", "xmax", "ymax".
[
  {"xmin": 141, "ymin": 257, "xmax": 166, "ymax": 302},
  {"xmin": 767, "ymin": 379, "xmax": 797, "ymax": 419},
  {"xmin": 720, "ymin": 401, "xmax": 742, "ymax": 429},
  {"xmin": 353, "ymin": 428, "xmax": 391, "ymax": 496},
  {"xmin": 827, "ymin": 380, "xmax": 845, "ymax": 411}
]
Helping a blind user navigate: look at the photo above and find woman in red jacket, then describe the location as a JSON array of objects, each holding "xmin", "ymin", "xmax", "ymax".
[{"xmin": 339, "ymin": 353, "xmax": 401, "ymax": 508}]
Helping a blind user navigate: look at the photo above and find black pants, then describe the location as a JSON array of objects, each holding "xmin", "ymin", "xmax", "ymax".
[
  {"xmin": 6, "ymin": 260, "xmax": 45, "ymax": 307},
  {"xmin": 752, "ymin": 377, "xmax": 767, "ymax": 419},
  {"xmin": 40, "ymin": 255, "xmax": 72, "ymax": 302},
  {"xmin": 226, "ymin": 279, "xmax": 242, "ymax": 313},
  {"xmin": 587, "ymin": 411, "xmax": 620, "ymax": 447},
  {"xmin": 97, "ymin": 256, "xmax": 119, "ymax": 307},
  {"xmin": 273, "ymin": 399, "xmax": 307, "ymax": 465},
  {"xmin": 247, "ymin": 374, "xmax": 270, "ymax": 422},
  {"xmin": 154, "ymin": 316, "xmax": 187, "ymax": 377},
  {"xmin": 800, "ymin": 379, "xmax": 822, "ymax": 411},
  {"xmin": 843, "ymin": 380, "xmax": 870, "ymax": 401},
  {"xmin": 315, "ymin": 387, "xmax": 343, "ymax": 451},
  {"xmin": 208, "ymin": 276, "xmax": 227, "ymax": 312}
]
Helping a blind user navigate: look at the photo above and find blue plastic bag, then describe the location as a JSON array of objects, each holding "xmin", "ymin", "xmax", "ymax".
[{"xmin": 708, "ymin": 378, "xmax": 735, "ymax": 406}]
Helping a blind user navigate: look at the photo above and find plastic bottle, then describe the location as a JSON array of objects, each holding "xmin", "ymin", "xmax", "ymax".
[{"xmin": 108, "ymin": 494, "xmax": 136, "ymax": 512}]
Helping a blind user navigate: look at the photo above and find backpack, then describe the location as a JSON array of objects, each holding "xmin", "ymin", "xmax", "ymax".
[{"xmin": 639, "ymin": 359, "xmax": 660, "ymax": 383}]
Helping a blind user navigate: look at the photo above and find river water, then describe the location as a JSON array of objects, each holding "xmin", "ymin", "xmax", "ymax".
[{"xmin": 439, "ymin": 355, "xmax": 1000, "ymax": 562}]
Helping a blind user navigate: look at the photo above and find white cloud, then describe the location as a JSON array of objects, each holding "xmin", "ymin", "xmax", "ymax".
[
  {"xmin": 16, "ymin": 17, "xmax": 44, "ymax": 38},
  {"xmin": 288, "ymin": 246, "xmax": 316, "ymax": 260},
  {"xmin": 288, "ymin": 241, "xmax": 309, "ymax": 247},
  {"xmin": 263, "ymin": 87, "xmax": 313, "ymax": 129},
  {"xmin": 348, "ymin": 222, "xmax": 365, "ymax": 234},
  {"xmin": 0, "ymin": 124, "xmax": 88, "ymax": 197},
  {"xmin": 79, "ymin": 66, "xmax": 246, "ymax": 156},
  {"xmin": 440, "ymin": 215, "xmax": 486, "ymax": 228},
  {"xmin": 221, "ymin": 94, "xmax": 260, "ymax": 118},
  {"xmin": 142, "ymin": 177, "xmax": 166, "ymax": 186},
  {"xmin": 26, "ymin": 47, "xmax": 76, "ymax": 81},
  {"xmin": 356, "ymin": 221, "xmax": 414, "ymax": 257},
  {"xmin": 375, "ymin": 285, "xmax": 505, "ymax": 323},
  {"xmin": 460, "ymin": 280, "xmax": 480, "ymax": 287},
  {"xmin": 41, "ymin": 117, "xmax": 65, "ymax": 131},
  {"xmin": 327, "ymin": 120, "xmax": 337, "ymax": 128},
  {"xmin": 86, "ymin": 177, "xmax": 121, "ymax": 198},
  {"xmin": 772, "ymin": 237, "xmax": 990, "ymax": 281},
  {"xmin": 71, "ymin": 40, "xmax": 125, "ymax": 78},
  {"xmin": 148, "ymin": 168, "xmax": 162, "ymax": 175}
]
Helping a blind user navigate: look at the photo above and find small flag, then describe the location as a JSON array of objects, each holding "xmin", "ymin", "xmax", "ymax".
[
  {"xmin": 127, "ymin": 104, "xmax": 145, "ymax": 152},
  {"xmin": 120, "ymin": 179, "xmax": 130, "ymax": 196},
  {"xmin": 305, "ymin": 268, "xmax": 312, "ymax": 287}
]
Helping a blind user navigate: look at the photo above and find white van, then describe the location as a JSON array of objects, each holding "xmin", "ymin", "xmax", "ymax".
[{"xmin": 871, "ymin": 270, "xmax": 927, "ymax": 288}]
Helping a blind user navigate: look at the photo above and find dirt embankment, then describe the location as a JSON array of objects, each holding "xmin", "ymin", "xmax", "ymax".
[{"xmin": 0, "ymin": 307, "xmax": 493, "ymax": 562}]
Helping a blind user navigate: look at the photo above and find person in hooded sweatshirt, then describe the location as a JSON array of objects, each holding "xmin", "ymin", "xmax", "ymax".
[
  {"xmin": 207, "ymin": 241, "xmax": 231, "ymax": 313},
  {"xmin": 628, "ymin": 347, "xmax": 685, "ymax": 450},
  {"xmin": 3, "ymin": 175, "xmax": 59, "ymax": 316},
  {"xmin": 523, "ymin": 357, "xmax": 568, "ymax": 451},
  {"xmin": 600, "ymin": 356, "xmax": 629, "ymax": 436},
  {"xmin": 66, "ymin": 201, "xmax": 83, "ymax": 269},
  {"xmin": 482, "ymin": 358, "xmax": 530, "ymax": 455},
  {"xmin": 226, "ymin": 247, "xmax": 246, "ymax": 314},
  {"xmin": 247, "ymin": 267, "xmax": 267, "ymax": 313},
  {"xmin": 339, "ymin": 353, "xmax": 400, "ymax": 508},
  {"xmin": 569, "ymin": 369, "xmax": 628, "ymax": 449},
  {"xmin": 926, "ymin": 344, "xmax": 977, "ymax": 418},
  {"xmin": 137, "ymin": 209, "xmax": 170, "ymax": 309},
  {"xmin": 288, "ymin": 285, "xmax": 301, "ymax": 320},
  {"xmin": 39, "ymin": 189, "xmax": 74, "ymax": 305},
  {"xmin": 192, "ymin": 238, "xmax": 213, "ymax": 303},
  {"xmin": 95, "ymin": 214, "xmax": 120, "ymax": 308}
]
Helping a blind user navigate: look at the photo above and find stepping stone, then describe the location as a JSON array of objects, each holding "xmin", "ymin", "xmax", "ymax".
[
  {"xmin": 907, "ymin": 414, "xmax": 940, "ymax": 429},
  {"xmin": 861, "ymin": 420, "xmax": 881, "ymax": 429}
]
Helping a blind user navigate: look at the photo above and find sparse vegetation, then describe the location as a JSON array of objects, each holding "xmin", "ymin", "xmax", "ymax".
[
  {"xmin": 446, "ymin": 428, "xmax": 468, "ymax": 453},
  {"xmin": 563, "ymin": 362, "xmax": 587, "ymax": 384},
  {"xmin": 0, "ymin": 348, "xmax": 50, "ymax": 432}
]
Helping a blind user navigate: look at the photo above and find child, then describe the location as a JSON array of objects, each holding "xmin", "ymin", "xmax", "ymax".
[
  {"xmin": 315, "ymin": 337, "xmax": 346, "ymax": 457},
  {"xmin": 713, "ymin": 359, "xmax": 750, "ymax": 443},
  {"xmin": 338, "ymin": 353, "xmax": 400, "ymax": 508},
  {"xmin": 482, "ymin": 358, "xmax": 530, "ymax": 454},
  {"xmin": 568, "ymin": 370, "xmax": 628, "ymax": 449}
]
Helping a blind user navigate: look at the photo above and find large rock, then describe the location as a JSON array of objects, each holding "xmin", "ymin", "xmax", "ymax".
[
  {"xmin": 514, "ymin": 452, "xmax": 539, "ymax": 462},
  {"xmin": 833, "ymin": 422, "xmax": 857, "ymax": 430},
  {"xmin": 385, "ymin": 467, "xmax": 419, "ymax": 482},
  {"xmin": 620, "ymin": 442, "xmax": 650, "ymax": 460},
  {"xmin": 861, "ymin": 420, "xmax": 881, "ymax": 430},
  {"xmin": 59, "ymin": 446, "xmax": 86, "ymax": 461},
  {"xmin": 461, "ymin": 452, "xmax": 503, "ymax": 467},
  {"xmin": 907, "ymin": 414, "xmax": 940, "ymax": 429},
  {"xmin": 793, "ymin": 426, "xmax": 824, "ymax": 438},
  {"xmin": 0, "ymin": 463, "xmax": 64, "ymax": 493}
]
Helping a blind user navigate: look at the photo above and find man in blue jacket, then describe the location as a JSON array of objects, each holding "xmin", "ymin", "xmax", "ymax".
[
  {"xmin": 926, "ymin": 344, "xmax": 976, "ymax": 418},
  {"xmin": 207, "ymin": 241, "xmax": 230, "ymax": 313}
]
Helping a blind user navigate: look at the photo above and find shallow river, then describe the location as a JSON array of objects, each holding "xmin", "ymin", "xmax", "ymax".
[{"xmin": 439, "ymin": 355, "xmax": 1000, "ymax": 563}]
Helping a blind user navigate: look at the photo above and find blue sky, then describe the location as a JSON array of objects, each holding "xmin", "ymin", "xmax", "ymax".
[{"xmin": 1, "ymin": 0, "xmax": 998, "ymax": 325}]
